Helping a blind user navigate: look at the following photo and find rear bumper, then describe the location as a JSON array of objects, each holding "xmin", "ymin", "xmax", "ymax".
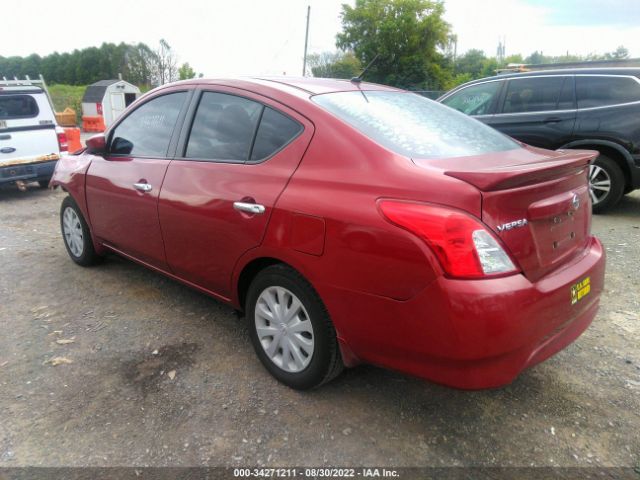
[
  {"xmin": 324, "ymin": 236, "xmax": 606, "ymax": 389},
  {"xmin": 0, "ymin": 159, "xmax": 58, "ymax": 185}
]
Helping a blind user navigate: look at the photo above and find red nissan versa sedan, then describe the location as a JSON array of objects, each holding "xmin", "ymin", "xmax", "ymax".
[{"xmin": 51, "ymin": 77, "xmax": 605, "ymax": 390}]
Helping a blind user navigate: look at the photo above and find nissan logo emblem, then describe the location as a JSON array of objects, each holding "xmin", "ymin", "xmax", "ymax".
[{"xmin": 572, "ymin": 193, "xmax": 580, "ymax": 210}]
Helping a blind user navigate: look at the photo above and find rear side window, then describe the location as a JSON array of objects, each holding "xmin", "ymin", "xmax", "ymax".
[
  {"xmin": 186, "ymin": 92, "xmax": 262, "ymax": 161},
  {"xmin": 0, "ymin": 95, "xmax": 39, "ymax": 119},
  {"xmin": 250, "ymin": 107, "xmax": 302, "ymax": 161},
  {"xmin": 314, "ymin": 91, "xmax": 518, "ymax": 159},
  {"xmin": 502, "ymin": 77, "xmax": 564, "ymax": 113},
  {"xmin": 110, "ymin": 92, "xmax": 186, "ymax": 157},
  {"xmin": 576, "ymin": 76, "xmax": 640, "ymax": 108},
  {"xmin": 441, "ymin": 81, "xmax": 500, "ymax": 115}
]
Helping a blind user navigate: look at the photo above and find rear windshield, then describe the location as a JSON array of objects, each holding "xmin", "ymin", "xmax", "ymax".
[
  {"xmin": 0, "ymin": 95, "xmax": 39, "ymax": 119},
  {"xmin": 313, "ymin": 91, "xmax": 519, "ymax": 158}
]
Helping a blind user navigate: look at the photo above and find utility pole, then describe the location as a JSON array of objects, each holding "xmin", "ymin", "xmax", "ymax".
[{"xmin": 302, "ymin": 5, "xmax": 311, "ymax": 76}]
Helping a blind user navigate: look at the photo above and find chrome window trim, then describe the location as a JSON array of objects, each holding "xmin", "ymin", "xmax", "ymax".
[
  {"xmin": 439, "ymin": 78, "xmax": 506, "ymax": 102},
  {"xmin": 492, "ymin": 108, "xmax": 577, "ymax": 117},
  {"xmin": 576, "ymin": 99, "xmax": 640, "ymax": 112},
  {"xmin": 443, "ymin": 73, "xmax": 640, "ymax": 115}
]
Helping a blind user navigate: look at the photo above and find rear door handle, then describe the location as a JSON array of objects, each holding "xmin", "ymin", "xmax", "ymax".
[
  {"xmin": 133, "ymin": 182, "xmax": 152, "ymax": 192},
  {"xmin": 233, "ymin": 201, "xmax": 265, "ymax": 214},
  {"xmin": 543, "ymin": 117, "xmax": 562, "ymax": 124}
]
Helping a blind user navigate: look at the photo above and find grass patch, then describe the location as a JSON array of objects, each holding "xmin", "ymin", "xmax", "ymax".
[{"xmin": 48, "ymin": 84, "xmax": 86, "ymax": 126}]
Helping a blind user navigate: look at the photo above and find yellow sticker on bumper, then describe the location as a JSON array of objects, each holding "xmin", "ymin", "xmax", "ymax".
[{"xmin": 571, "ymin": 276, "xmax": 591, "ymax": 305}]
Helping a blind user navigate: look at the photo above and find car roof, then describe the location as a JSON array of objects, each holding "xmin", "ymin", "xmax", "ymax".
[
  {"xmin": 452, "ymin": 67, "xmax": 640, "ymax": 89},
  {"xmin": 161, "ymin": 76, "xmax": 402, "ymax": 97},
  {"xmin": 249, "ymin": 76, "xmax": 401, "ymax": 94}
]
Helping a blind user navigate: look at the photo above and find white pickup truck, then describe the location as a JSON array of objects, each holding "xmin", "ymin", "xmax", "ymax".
[{"xmin": 0, "ymin": 78, "xmax": 68, "ymax": 190}]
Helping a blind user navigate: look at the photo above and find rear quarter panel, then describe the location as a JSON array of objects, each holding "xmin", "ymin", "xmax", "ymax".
[
  {"xmin": 50, "ymin": 153, "xmax": 93, "ymax": 225},
  {"xmin": 232, "ymin": 103, "xmax": 483, "ymax": 346}
]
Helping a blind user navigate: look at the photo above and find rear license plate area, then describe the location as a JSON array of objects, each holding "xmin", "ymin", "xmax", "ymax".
[{"xmin": 571, "ymin": 276, "xmax": 591, "ymax": 305}]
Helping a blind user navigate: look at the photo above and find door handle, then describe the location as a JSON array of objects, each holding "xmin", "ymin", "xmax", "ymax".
[
  {"xmin": 543, "ymin": 117, "xmax": 562, "ymax": 124},
  {"xmin": 233, "ymin": 201, "xmax": 266, "ymax": 214},
  {"xmin": 133, "ymin": 182, "xmax": 153, "ymax": 192}
]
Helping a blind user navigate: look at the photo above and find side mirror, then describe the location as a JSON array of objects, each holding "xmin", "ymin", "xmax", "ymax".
[{"xmin": 86, "ymin": 134, "xmax": 106, "ymax": 154}]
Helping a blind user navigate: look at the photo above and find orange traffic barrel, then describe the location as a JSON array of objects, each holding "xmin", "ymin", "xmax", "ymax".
[
  {"xmin": 82, "ymin": 115, "xmax": 106, "ymax": 133},
  {"xmin": 64, "ymin": 127, "xmax": 82, "ymax": 153}
]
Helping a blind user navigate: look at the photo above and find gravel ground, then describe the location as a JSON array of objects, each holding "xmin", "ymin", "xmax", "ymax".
[{"xmin": 0, "ymin": 184, "xmax": 638, "ymax": 469}]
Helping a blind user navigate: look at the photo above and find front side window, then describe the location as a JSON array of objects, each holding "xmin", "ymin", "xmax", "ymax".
[
  {"xmin": 576, "ymin": 76, "xmax": 640, "ymax": 108},
  {"xmin": 186, "ymin": 92, "xmax": 262, "ymax": 161},
  {"xmin": 441, "ymin": 81, "xmax": 500, "ymax": 116},
  {"xmin": 110, "ymin": 92, "xmax": 186, "ymax": 157},
  {"xmin": 0, "ymin": 95, "xmax": 39, "ymax": 119},
  {"xmin": 314, "ymin": 91, "xmax": 519, "ymax": 159},
  {"xmin": 502, "ymin": 77, "xmax": 564, "ymax": 113}
]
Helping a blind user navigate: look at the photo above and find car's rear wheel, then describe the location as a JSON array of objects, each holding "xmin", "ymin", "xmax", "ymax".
[
  {"xmin": 60, "ymin": 196, "xmax": 103, "ymax": 266},
  {"xmin": 589, "ymin": 155, "xmax": 624, "ymax": 213},
  {"xmin": 246, "ymin": 264, "xmax": 343, "ymax": 390}
]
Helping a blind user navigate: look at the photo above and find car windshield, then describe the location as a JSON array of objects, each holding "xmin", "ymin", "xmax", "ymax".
[{"xmin": 313, "ymin": 90, "xmax": 519, "ymax": 159}]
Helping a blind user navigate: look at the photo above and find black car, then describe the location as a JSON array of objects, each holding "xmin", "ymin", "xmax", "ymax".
[{"xmin": 438, "ymin": 68, "xmax": 640, "ymax": 212}]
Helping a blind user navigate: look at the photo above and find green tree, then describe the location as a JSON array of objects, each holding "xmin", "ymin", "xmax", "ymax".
[
  {"xmin": 20, "ymin": 54, "xmax": 42, "ymax": 78},
  {"xmin": 126, "ymin": 43, "xmax": 157, "ymax": 86},
  {"xmin": 606, "ymin": 45, "xmax": 629, "ymax": 60},
  {"xmin": 525, "ymin": 51, "xmax": 549, "ymax": 65},
  {"xmin": 178, "ymin": 62, "xmax": 196, "ymax": 80},
  {"xmin": 455, "ymin": 49, "xmax": 486, "ymax": 78},
  {"xmin": 451, "ymin": 72, "xmax": 472, "ymax": 87},
  {"xmin": 75, "ymin": 47, "xmax": 102, "ymax": 84},
  {"xmin": 503, "ymin": 54, "xmax": 524, "ymax": 65},
  {"xmin": 480, "ymin": 57, "xmax": 499, "ymax": 77},
  {"xmin": 336, "ymin": 0, "xmax": 452, "ymax": 89},
  {"xmin": 307, "ymin": 51, "xmax": 362, "ymax": 79},
  {"xmin": 154, "ymin": 39, "xmax": 178, "ymax": 85},
  {"xmin": 0, "ymin": 41, "xmax": 190, "ymax": 87}
]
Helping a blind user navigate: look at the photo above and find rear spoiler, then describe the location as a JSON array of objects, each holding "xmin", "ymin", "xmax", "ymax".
[{"xmin": 444, "ymin": 150, "xmax": 598, "ymax": 191}]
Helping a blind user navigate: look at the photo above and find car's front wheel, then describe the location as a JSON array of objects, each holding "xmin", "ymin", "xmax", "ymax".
[
  {"xmin": 246, "ymin": 264, "xmax": 343, "ymax": 390},
  {"xmin": 60, "ymin": 196, "xmax": 103, "ymax": 266},
  {"xmin": 589, "ymin": 155, "xmax": 624, "ymax": 213}
]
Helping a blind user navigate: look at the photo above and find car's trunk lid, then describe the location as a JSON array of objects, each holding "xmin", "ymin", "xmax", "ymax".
[{"xmin": 414, "ymin": 146, "xmax": 598, "ymax": 281}]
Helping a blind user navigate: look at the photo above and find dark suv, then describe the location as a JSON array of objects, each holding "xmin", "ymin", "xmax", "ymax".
[{"xmin": 438, "ymin": 68, "xmax": 640, "ymax": 212}]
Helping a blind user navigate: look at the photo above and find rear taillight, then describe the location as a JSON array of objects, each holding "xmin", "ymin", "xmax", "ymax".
[
  {"xmin": 379, "ymin": 200, "xmax": 519, "ymax": 279},
  {"xmin": 57, "ymin": 130, "xmax": 68, "ymax": 152}
]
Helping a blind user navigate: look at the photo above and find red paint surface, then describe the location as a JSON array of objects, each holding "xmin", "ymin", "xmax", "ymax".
[{"xmin": 51, "ymin": 77, "xmax": 606, "ymax": 389}]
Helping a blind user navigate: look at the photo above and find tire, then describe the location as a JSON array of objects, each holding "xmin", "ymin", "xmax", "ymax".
[
  {"xmin": 60, "ymin": 196, "xmax": 103, "ymax": 266},
  {"xmin": 589, "ymin": 154, "xmax": 624, "ymax": 214},
  {"xmin": 38, "ymin": 179, "xmax": 50, "ymax": 189},
  {"xmin": 246, "ymin": 264, "xmax": 343, "ymax": 390}
]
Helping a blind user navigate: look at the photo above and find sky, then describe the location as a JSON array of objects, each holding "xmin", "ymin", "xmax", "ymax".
[{"xmin": 1, "ymin": 0, "xmax": 639, "ymax": 77}]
